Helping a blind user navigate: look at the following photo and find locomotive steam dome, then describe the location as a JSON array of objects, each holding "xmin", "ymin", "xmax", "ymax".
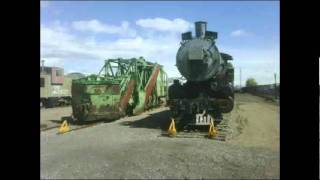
[{"xmin": 176, "ymin": 21, "xmax": 223, "ymax": 82}]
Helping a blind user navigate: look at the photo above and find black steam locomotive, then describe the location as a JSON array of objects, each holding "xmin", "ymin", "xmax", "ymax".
[{"xmin": 168, "ymin": 21, "xmax": 234, "ymax": 130}]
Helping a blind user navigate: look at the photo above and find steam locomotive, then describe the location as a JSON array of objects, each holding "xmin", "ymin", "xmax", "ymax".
[{"xmin": 168, "ymin": 21, "xmax": 234, "ymax": 129}]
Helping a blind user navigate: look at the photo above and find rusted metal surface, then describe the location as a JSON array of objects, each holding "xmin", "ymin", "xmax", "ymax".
[
  {"xmin": 144, "ymin": 65, "xmax": 161, "ymax": 109},
  {"xmin": 120, "ymin": 80, "xmax": 136, "ymax": 111}
]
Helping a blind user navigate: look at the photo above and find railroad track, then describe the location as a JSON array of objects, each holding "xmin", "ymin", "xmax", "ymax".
[
  {"xmin": 160, "ymin": 131, "xmax": 231, "ymax": 141},
  {"xmin": 160, "ymin": 115, "xmax": 233, "ymax": 141}
]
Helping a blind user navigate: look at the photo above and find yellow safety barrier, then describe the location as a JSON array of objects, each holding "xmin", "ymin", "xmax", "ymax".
[
  {"xmin": 168, "ymin": 118, "xmax": 177, "ymax": 137},
  {"xmin": 208, "ymin": 120, "xmax": 217, "ymax": 139},
  {"xmin": 58, "ymin": 120, "xmax": 70, "ymax": 134}
]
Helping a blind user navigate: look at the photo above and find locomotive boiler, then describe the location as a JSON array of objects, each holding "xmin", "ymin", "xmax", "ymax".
[{"xmin": 168, "ymin": 21, "xmax": 234, "ymax": 130}]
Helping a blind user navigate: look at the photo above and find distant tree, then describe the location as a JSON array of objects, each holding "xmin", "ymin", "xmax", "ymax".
[{"xmin": 246, "ymin": 78, "xmax": 258, "ymax": 87}]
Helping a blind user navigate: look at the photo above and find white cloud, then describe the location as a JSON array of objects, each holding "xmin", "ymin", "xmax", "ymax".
[
  {"xmin": 41, "ymin": 21, "xmax": 182, "ymax": 77},
  {"xmin": 40, "ymin": 57, "xmax": 64, "ymax": 68},
  {"xmin": 41, "ymin": 19, "xmax": 279, "ymax": 84},
  {"xmin": 230, "ymin": 29, "xmax": 251, "ymax": 37},
  {"xmin": 72, "ymin": 19, "xmax": 136, "ymax": 37},
  {"xmin": 40, "ymin": 1, "xmax": 51, "ymax": 9},
  {"xmin": 41, "ymin": 22, "xmax": 97, "ymax": 59},
  {"xmin": 136, "ymin": 18, "xmax": 193, "ymax": 32}
]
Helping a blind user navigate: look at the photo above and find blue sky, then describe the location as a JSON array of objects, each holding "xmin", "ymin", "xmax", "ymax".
[{"xmin": 41, "ymin": 1, "xmax": 279, "ymax": 85}]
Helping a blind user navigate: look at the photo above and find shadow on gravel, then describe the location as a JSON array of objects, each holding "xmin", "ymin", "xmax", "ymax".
[
  {"xmin": 120, "ymin": 109, "xmax": 171, "ymax": 130},
  {"xmin": 49, "ymin": 116, "xmax": 117, "ymax": 126},
  {"xmin": 49, "ymin": 120, "xmax": 64, "ymax": 124}
]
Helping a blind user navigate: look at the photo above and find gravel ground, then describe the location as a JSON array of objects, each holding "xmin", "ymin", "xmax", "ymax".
[
  {"xmin": 41, "ymin": 93, "xmax": 279, "ymax": 179},
  {"xmin": 41, "ymin": 106, "xmax": 72, "ymax": 129}
]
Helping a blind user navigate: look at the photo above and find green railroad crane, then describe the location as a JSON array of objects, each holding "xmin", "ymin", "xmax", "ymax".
[{"xmin": 71, "ymin": 57, "xmax": 168, "ymax": 122}]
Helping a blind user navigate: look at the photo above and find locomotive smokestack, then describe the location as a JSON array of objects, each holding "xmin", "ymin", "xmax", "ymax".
[{"xmin": 195, "ymin": 21, "xmax": 207, "ymax": 38}]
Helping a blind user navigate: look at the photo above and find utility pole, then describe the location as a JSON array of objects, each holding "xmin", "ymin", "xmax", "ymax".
[
  {"xmin": 274, "ymin": 73, "xmax": 277, "ymax": 99},
  {"xmin": 239, "ymin": 67, "xmax": 242, "ymax": 91},
  {"xmin": 41, "ymin": 59, "xmax": 45, "ymax": 73}
]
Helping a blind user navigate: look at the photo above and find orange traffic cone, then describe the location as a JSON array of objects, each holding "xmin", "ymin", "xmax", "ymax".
[
  {"xmin": 208, "ymin": 120, "xmax": 217, "ymax": 139},
  {"xmin": 58, "ymin": 120, "xmax": 70, "ymax": 134},
  {"xmin": 168, "ymin": 118, "xmax": 177, "ymax": 137}
]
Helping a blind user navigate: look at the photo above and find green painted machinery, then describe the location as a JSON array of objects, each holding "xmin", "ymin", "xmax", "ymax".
[{"xmin": 71, "ymin": 57, "xmax": 168, "ymax": 121}]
